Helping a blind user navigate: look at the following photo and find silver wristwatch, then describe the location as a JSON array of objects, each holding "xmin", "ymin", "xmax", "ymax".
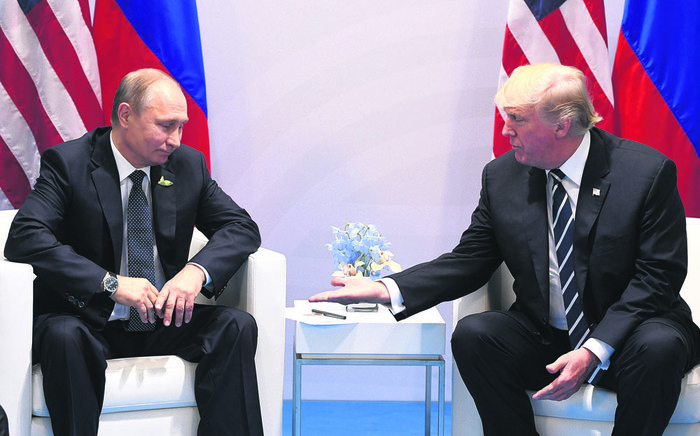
[{"xmin": 101, "ymin": 272, "xmax": 118, "ymax": 297}]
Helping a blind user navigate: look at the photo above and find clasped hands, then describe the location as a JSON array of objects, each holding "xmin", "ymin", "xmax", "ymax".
[{"xmin": 109, "ymin": 264, "xmax": 205, "ymax": 327}]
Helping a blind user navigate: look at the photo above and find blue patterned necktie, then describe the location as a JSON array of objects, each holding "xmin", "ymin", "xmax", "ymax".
[
  {"xmin": 126, "ymin": 170, "xmax": 156, "ymax": 332},
  {"xmin": 551, "ymin": 169, "xmax": 589, "ymax": 350}
]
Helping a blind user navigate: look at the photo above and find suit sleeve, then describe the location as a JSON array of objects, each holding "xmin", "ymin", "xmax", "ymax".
[
  {"xmin": 4, "ymin": 146, "xmax": 111, "ymax": 310},
  {"xmin": 186, "ymin": 153, "xmax": 261, "ymax": 299},
  {"xmin": 389, "ymin": 164, "xmax": 504, "ymax": 318}
]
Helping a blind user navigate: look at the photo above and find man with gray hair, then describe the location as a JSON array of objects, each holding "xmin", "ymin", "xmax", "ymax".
[
  {"xmin": 6, "ymin": 68, "xmax": 263, "ymax": 436},
  {"xmin": 311, "ymin": 63, "xmax": 700, "ymax": 435}
]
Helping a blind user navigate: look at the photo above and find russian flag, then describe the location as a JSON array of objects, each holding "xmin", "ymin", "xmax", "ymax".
[
  {"xmin": 92, "ymin": 0, "xmax": 210, "ymax": 164},
  {"xmin": 612, "ymin": 0, "xmax": 700, "ymax": 217}
]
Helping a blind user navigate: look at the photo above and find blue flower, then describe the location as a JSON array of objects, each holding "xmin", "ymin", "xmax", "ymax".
[{"xmin": 328, "ymin": 222, "xmax": 402, "ymax": 279}]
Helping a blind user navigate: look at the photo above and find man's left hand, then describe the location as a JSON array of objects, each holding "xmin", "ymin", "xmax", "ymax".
[
  {"xmin": 155, "ymin": 264, "xmax": 205, "ymax": 327},
  {"xmin": 532, "ymin": 347, "xmax": 600, "ymax": 401}
]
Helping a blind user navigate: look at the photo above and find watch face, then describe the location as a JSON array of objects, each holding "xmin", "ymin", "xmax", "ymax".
[{"xmin": 104, "ymin": 276, "xmax": 118, "ymax": 293}]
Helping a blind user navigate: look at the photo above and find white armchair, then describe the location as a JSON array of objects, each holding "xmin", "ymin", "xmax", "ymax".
[
  {"xmin": 0, "ymin": 209, "xmax": 286, "ymax": 436},
  {"xmin": 452, "ymin": 217, "xmax": 700, "ymax": 436}
]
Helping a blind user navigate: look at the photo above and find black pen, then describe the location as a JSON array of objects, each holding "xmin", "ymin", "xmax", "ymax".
[{"xmin": 311, "ymin": 308, "xmax": 347, "ymax": 320}]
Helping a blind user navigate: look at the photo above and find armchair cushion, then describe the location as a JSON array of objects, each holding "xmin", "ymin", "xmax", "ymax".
[{"xmin": 32, "ymin": 356, "xmax": 197, "ymax": 416}]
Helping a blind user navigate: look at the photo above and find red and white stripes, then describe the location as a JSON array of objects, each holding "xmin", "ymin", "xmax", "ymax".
[{"xmin": 0, "ymin": 0, "xmax": 102, "ymax": 209}]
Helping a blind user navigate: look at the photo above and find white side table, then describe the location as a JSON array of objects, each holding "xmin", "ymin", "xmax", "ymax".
[{"xmin": 288, "ymin": 301, "xmax": 446, "ymax": 436}]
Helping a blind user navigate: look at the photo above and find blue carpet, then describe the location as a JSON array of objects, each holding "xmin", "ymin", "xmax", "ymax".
[{"xmin": 282, "ymin": 401, "xmax": 452, "ymax": 436}]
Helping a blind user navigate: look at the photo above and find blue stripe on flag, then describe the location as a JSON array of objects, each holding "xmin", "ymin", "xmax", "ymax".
[
  {"xmin": 16, "ymin": 0, "xmax": 42, "ymax": 15},
  {"xmin": 622, "ymin": 0, "xmax": 700, "ymax": 153},
  {"xmin": 114, "ymin": 0, "xmax": 207, "ymax": 116},
  {"xmin": 524, "ymin": 0, "xmax": 567, "ymax": 21}
]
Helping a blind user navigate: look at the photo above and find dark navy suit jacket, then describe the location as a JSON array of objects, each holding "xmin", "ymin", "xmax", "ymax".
[
  {"xmin": 391, "ymin": 127, "xmax": 698, "ymax": 351},
  {"xmin": 5, "ymin": 127, "xmax": 261, "ymax": 329}
]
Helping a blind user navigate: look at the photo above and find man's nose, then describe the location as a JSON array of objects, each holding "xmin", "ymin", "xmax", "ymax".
[
  {"xmin": 166, "ymin": 129, "xmax": 182, "ymax": 148},
  {"xmin": 502, "ymin": 119, "xmax": 515, "ymax": 137}
]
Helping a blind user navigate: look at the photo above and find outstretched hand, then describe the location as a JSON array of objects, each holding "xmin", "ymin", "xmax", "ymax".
[
  {"xmin": 309, "ymin": 277, "xmax": 391, "ymax": 305},
  {"xmin": 532, "ymin": 347, "xmax": 600, "ymax": 401}
]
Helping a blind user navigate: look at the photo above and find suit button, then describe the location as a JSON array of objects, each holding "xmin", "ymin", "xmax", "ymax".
[
  {"xmin": 68, "ymin": 295, "xmax": 75, "ymax": 303},
  {"xmin": 78, "ymin": 301, "xmax": 85, "ymax": 309}
]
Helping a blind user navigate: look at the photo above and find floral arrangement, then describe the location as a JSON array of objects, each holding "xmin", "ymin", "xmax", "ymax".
[{"xmin": 328, "ymin": 222, "xmax": 402, "ymax": 279}]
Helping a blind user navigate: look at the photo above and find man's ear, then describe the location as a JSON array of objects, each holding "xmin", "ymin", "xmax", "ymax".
[
  {"xmin": 554, "ymin": 118, "xmax": 572, "ymax": 139},
  {"xmin": 116, "ymin": 102, "xmax": 131, "ymax": 128}
]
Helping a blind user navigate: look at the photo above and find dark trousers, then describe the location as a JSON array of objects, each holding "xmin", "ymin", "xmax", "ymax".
[
  {"xmin": 452, "ymin": 310, "xmax": 697, "ymax": 436},
  {"xmin": 33, "ymin": 304, "xmax": 263, "ymax": 436}
]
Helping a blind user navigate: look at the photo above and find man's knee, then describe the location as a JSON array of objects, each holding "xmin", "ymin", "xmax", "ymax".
[
  {"xmin": 215, "ymin": 308, "xmax": 258, "ymax": 346},
  {"xmin": 451, "ymin": 312, "xmax": 506, "ymax": 363},
  {"xmin": 623, "ymin": 321, "xmax": 689, "ymax": 375},
  {"xmin": 36, "ymin": 315, "xmax": 96, "ymax": 357}
]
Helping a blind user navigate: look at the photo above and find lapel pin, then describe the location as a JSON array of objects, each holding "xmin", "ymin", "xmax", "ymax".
[
  {"xmin": 157, "ymin": 176, "xmax": 173, "ymax": 187},
  {"xmin": 592, "ymin": 188, "xmax": 600, "ymax": 197}
]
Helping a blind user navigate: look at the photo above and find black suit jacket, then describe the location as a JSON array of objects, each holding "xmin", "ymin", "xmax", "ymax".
[
  {"xmin": 5, "ymin": 127, "xmax": 261, "ymax": 329},
  {"xmin": 391, "ymin": 127, "xmax": 698, "ymax": 351}
]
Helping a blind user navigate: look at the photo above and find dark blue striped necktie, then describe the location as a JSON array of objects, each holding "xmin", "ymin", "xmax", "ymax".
[{"xmin": 551, "ymin": 169, "xmax": 589, "ymax": 350}]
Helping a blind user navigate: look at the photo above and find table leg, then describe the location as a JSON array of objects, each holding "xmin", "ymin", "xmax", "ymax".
[
  {"xmin": 425, "ymin": 365, "xmax": 431, "ymax": 436},
  {"xmin": 438, "ymin": 361, "xmax": 445, "ymax": 436},
  {"xmin": 293, "ymin": 355, "xmax": 302, "ymax": 436}
]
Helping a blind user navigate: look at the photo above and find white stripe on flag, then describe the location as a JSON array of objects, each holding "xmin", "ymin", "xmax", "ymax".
[
  {"xmin": 46, "ymin": 0, "xmax": 102, "ymax": 104},
  {"xmin": 0, "ymin": 80, "xmax": 41, "ymax": 185},
  {"xmin": 0, "ymin": 0, "xmax": 87, "ymax": 142}
]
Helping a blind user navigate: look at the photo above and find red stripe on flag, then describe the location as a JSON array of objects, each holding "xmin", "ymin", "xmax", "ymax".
[
  {"xmin": 0, "ymin": 135, "xmax": 32, "ymax": 209},
  {"xmin": 583, "ymin": 0, "xmax": 607, "ymax": 45},
  {"xmin": 502, "ymin": 26, "xmax": 528, "ymax": 75},
  {"xmin": 493, "ymin": 107, "xmax": 510, "ymax": 157},
  {"xmin": 25, "ymin": 2, "xmax": 103, "ymax": 132},
  {"xmin": 93, "ymin": 0, "xmax": 210, "ymax": 164},
  {"xmin": 613, "ymin": 33, "xmax": 700, "ymax": 217},
  {"xmin": 0, "ymin": 30, "xmax": 63, "ymax": 153},
  {"xmin": 78, "ymin": 0, "xmax": 93, "ymax": 32}
]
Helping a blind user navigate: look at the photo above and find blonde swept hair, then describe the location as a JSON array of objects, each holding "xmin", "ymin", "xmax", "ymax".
[{"xmin": 494, "ymin": 63, "xmax": 602, "ymax": 136}]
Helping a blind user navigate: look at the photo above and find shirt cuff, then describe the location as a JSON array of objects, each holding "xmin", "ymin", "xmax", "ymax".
[
  {"xmin": 583, "ymin": 338, "xmax": 614, "ymax": 383},
  {"xmin": 378, "ymin": 277, "xmax": 406, "ymax": 314},
  {"xmin": 187, "ymin": 262, "xmax": 212, "ymax": 286}
]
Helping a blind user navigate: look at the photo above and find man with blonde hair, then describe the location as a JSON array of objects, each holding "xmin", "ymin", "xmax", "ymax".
[{"xmin": 311, "ymin": 63, "xmax": 700, "ymax": 435}]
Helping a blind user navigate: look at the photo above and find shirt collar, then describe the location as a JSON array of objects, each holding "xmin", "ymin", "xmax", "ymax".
[
  {"xmin": 547, "ymin": 130, "xmax": 590, "ymax": 187},
  {"xmin": 109, "ymin": 132, "xmax": 151, "ymax": 183}
]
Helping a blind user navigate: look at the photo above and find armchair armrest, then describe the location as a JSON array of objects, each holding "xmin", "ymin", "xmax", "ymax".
[
  {"xmin": 190, "ymin": 229, "xmax": 286, "ymax": 436},
  {"xmin": 0, "ymin": 258, "xmax": 34, "ymax": 436}
]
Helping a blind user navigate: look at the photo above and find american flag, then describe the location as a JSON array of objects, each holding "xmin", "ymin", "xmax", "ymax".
[
  {"xmin": 0, "ymin": 0, "xmax": 102, "ymax": 209},
  {"xmin": 494, "ymin": 0, "xmax": 614, "ymax": 157}
]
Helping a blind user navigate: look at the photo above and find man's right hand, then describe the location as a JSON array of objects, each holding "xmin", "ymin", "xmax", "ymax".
[
  {"xmin": 309, "ymin": 277, "xmax": 391, "ymax": 305},
  {"xmin": 111, "ymin": 275, "xmax": 160, "ymax": 324}
]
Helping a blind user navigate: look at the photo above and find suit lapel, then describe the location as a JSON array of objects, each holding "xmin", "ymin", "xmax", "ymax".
[
  {"xmin": 523, "ymin": 166, "xmax": 551, "ymax": 305},
  {"xmin": 90, "ymin": 130, "xmax": 123, "ymax": 270},
  {"xmin": 151, "ymin": 165, "xmax": 177, "ymax": 270},
  {"xmin": 575, "ymin": 130, "xmax": 611, "ymax": 297}
]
